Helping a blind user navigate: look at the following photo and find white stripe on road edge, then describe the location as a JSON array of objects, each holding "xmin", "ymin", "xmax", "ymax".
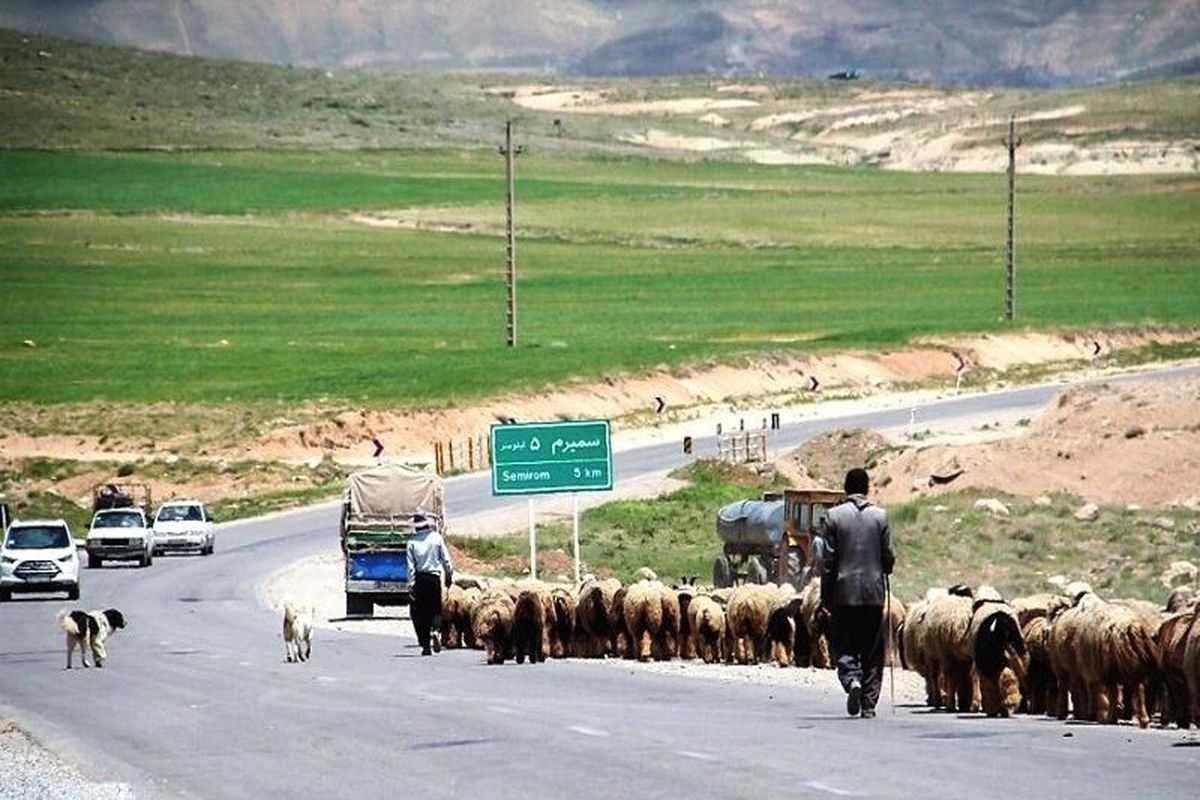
[
  {"xmin": 674, "ymin": 750, "xmax": 717, "ymax": 762},
  {"xmin": 568, "ymin": 725, "xmax": 609, "ymax": 738},
  {"xmin": 316, "ymin": 676, "xmax": 337, "ymax": 683},
  {"xmin": 804, "ymin": 781, "xmax": 857, "ymax": 797}
]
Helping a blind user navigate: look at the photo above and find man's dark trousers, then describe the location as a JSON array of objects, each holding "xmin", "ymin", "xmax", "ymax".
[
  {"xmin": 411, "ymin": 572, "xmax": 443, "ymax": 651},
  {"xmin": 830, "ymin": 605, "xmax": 885, "ymax": 711}
]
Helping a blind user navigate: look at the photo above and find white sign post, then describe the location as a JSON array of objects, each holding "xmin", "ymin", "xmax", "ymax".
[
  {"xmin": 528, "ymin": 498, "xmax": 536, "ymax": 580},
  {"xmin": 572, "ymin": 493, "xmax": 581, "ymax": 584}
]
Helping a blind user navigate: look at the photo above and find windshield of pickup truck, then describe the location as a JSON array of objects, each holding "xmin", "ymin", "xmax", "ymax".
[
  {"xmin": 157, "ymin": 505, "xmax": 203, "ymax": 522},
  {"xmin": 5, "ymin": 525, "xmax": 71, "ymax": 550},
  {"xmin": 92, "ymin": 511, "xmax": 144, "ymax": 529}
]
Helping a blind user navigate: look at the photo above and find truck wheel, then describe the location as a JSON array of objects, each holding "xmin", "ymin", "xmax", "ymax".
[
  {"xmin": 713, "ymin": 554, "xmax": 735, "ymax": 589},
  {"xmin": 0, "ymin": 589, "xmax": 10, "ymax": 602},
  {"xmin": 67, "ymin": 585, "xmax": 80, "ymax": 601},
  {"xmin": 88, "ymin": 554, "xmax": 103, "ymax": 569},
  {"xmin": 346, "ymin": 593, "xmax": 373, "ymax": 618},
  {"xmin": 746, "ymin": 556, "xmax": 769, "ymax": 585}
]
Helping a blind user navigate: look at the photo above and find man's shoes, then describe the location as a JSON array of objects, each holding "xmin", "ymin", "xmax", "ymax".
[
  {"xmin": 847, "ymin": 679, "xmax": 863, "ymax": 717},
  {"xmin": 421, "ymin": 647, "xmax": 433, "ymax": 656},
  {"xmin": 861, "ymin": 707, "xmax": 876, "ymax": 719},
  {"xmin": 432, "ymin": 634, "xmax": 442, "ymax": 653}
]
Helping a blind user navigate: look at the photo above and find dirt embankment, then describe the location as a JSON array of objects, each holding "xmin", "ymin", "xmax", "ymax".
[
  {"xmin": 0, "ymin": 328, "xmax": 1195, "ymax": 514},
  {"xmin": 777, "ymin": 378, "xmax": 1200, "ymax": 511},
  {"xmin": 241, "ymin": 328, "xmax": 1196, "ymax": 465}
]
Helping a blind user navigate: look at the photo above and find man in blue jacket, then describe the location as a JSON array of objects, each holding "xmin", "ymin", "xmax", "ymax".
[{"xmin": 821, "ymin": 468, "xmax": 895, "ymax": 718}]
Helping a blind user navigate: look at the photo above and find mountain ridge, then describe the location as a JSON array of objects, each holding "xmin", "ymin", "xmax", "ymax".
[{"xmin": 3, "ymin": 1, "xmax": 1199, "ymax": 87}]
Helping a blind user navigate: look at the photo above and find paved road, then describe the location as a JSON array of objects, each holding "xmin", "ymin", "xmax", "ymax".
[{"xmin": 1, "ymin": 365, "xmax": 1198, "ymax": 800}]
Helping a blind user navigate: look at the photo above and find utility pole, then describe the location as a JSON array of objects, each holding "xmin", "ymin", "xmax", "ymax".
[
  {"xmin": 500, "ymin": 120, "xmax": 524, "ymax": 347},
  {"xmin": 1003, "ymin": 113, "xmax": 1022, "ymax": 321}
]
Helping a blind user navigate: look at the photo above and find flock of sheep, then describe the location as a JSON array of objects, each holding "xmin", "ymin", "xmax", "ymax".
[
  {"xmin": 440, "ymin": 570, "xmax": 1200, "ymax": 730},
  {"xmin": 440, "ymin": 567, "xmax": 902, "ymax": 670},
  {"xmin": 903, "ymin": 580, "xmax": 1200, "ymax": 728}
]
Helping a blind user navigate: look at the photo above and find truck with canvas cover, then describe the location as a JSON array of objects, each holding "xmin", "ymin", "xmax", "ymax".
[
  {"xmin": 341, "ymin": 462, "xmax": 445, "ymax": 617},
  {"xmin": 713, "ymin": 488, "xmax": 844, "ymax": 590}
]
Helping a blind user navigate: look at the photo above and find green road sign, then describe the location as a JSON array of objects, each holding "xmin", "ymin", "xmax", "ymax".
[{"xmin": 491, "ymin": 420, "xmax": 613, "ymax": 496}]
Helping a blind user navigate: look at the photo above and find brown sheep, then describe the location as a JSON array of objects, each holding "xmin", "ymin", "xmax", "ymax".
[
  {"xmin": 1011, "ymin": 593, "xmax": 1071, "ymax": 629},
  {"xmin": 727, "ymin": 584, "xmax": 775, "ymax": 664},
  {"xmin": 472, "ymin": 589, "xmax": 516, "ymax": 665},
  {"xmin": 513, "ymin": 584, "xmax": 551, "ymax": 664},
  {"xmin": 610, "ymin": 584, "xmax": 633, "ymax": 658},
  {"xmin": 1046, "ymin": 589, "xmax": 1104, "ymax": 721},
  {"xmin": 901, "ymin": 589, "xmax": 946, "ymax": 708},
  {"xmin": 1019, "ymin": 614, "xmax": 1056, "ymax": 715},
  {"xmin": 1184, "ymin": 610, "xmax": 1200, "ymax": 724},
  {"xmin": 657, "ymin": 585, "xmax": 681, "ymax": 661},
  {"xmin": 923, "ymin": 589, "xmax": 979, "ymax": 712},
  {"xmin": 440, "ymin": 584, "xmax": 480, "ymax": 649},
  {"xmin": 575, "ymin": 577, "xmax": 620, "ymax": 658},
  {"xmin": 688, "ymin": 594, "xmax": 726, "ymax": 663},
  {"xmin": 797, "ymin": 579, "xmax": 832, "ymax": 669},
  {"xmin": 884, "ymin": 591, "xmax": 907, "ymax": 668},
  {"xmin": 765, "ymin": 587, "xmax": 800, "ymax": 668},
  {"xmin": 675, "ymin": 586, "xmax": 697, "ymax": 660},
  {"xmin": 709, "ymin": 588, "xmax": 738, "ymax": 663},
  {"xmin": 1156, "ymin": 608, "xmax": 1197, "ymax": 728},
  {"xmin": 1076, "ymin": 600, "xmax": 1160, "ymax": 728},
  {"xmin": 548, "ymin": 586, "xmax": 577, "ymax": 658},
  {"xmin": 968, "ymin": 588, "xmax": 1027, "ymax": 717},
  {"xmin": 623, "ymin": 580, "xmax": 666, "ymax": 662},
  {"xmin": 1166, "ymin": 586, "xmax": 1196, "ymax": 613}
]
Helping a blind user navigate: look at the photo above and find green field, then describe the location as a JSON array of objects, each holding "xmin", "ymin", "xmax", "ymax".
[
  {"xmin": 2, "ymin": 148, "xmax": 1197, "ymax": 406},
  {"xmin": 0, "ymin": 28, "xmax": 1198, "ymax": 411}
]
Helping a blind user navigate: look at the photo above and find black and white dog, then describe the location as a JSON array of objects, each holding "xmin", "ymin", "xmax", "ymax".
[{"xmin": 57, "ymin": 608, "xmax": 126, "ymax": 669}]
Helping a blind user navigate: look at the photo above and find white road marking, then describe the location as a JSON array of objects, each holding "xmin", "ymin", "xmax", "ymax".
[
  {"xmin": 568, "ymin": 725, "xmax": 609, "ymax": 738},
  {"xmin": 316, "ymin": 675, "xmax": 337, "ymax": 683},
  {"xmin": 804, "ymin": 780, "xmax": 857, "ymax": 797},
  {"xmin": 488, "ymin": 706, "xmax": 516, "ymax": 715},
  {"xmin": 674, "ymin": 750, "xmax": 717, "ymax": 761},
  {"xmin": 238, "ymin": 661, "xmax": 252, "ymax": 667}
]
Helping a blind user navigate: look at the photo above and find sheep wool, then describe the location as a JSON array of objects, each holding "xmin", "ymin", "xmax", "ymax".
[
  {"xmin": 623, "ymin": 580, "xmax": 666, "ymax": 662},
  {"xmin": 922, "ymin": 591, "xmax": 979, "ymax": 712},
  {"xmin": 472, "ymin": 589, "xmax": 516, "ymax": 665},
  {"xmin": 687, "ymin": 595, "xmax": 726, "ymax": 664},
  {"xmin": 1155, "ymin": 608, "xmax": 1196, "ymax": 728}
]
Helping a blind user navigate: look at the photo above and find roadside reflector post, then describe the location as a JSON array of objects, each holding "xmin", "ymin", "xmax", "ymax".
[
  {"xmin": 683, "ymin": 436, "xmax": 693, "ymax": 455},
  {"xmin": 770, "ymin": 412, "xmax": 780, "ymax": 430}
]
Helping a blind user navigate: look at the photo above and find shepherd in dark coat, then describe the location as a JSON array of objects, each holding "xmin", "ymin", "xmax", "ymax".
[{"xmin": 821, "ymin": 468, "xmax": 895, "ymax": 718}]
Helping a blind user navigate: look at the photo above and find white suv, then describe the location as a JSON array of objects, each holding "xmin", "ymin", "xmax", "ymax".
[
  {"xmin": 152, "ymin": 500, "xmax": 215, "ymax": 556},
  {"xmin": 86, "ymin": 507, "xmax": 154, "ymax": 568},
  {"xmin": 0, "ymin": 519, "xmax": 81, "ymax": 601}
]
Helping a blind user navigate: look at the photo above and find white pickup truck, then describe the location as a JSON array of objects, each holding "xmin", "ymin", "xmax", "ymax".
[{"xmin": 86, "ymin": 507, "xmax": 154, "ymax": 568}]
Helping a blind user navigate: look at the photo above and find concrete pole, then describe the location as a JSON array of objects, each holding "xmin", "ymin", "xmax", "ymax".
[{"xmin": 1004, "ymin": 113, "xmax": 1021, "ymax": 321}]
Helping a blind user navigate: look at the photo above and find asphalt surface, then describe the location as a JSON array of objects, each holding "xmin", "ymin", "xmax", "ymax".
[{"xmin": 2, "ymin": 365, "xmax": 1198, "ymax": 800}]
